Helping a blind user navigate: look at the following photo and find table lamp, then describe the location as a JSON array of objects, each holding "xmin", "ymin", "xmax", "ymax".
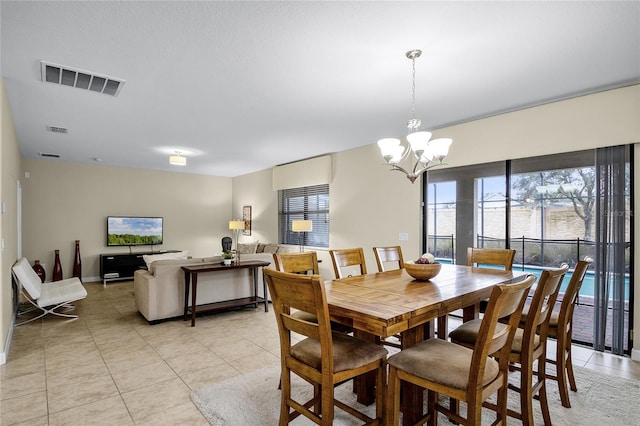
[
  {"xmin": 229, "ymin": 220, "xmax": 245, "ymax": 262},
  {"xmin": 291, "ymin": 219, "xmax": 313, "ymax": 252}
]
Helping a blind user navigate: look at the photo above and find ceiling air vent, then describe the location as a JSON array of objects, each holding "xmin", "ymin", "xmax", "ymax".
[
  {"xmin": 47, "ymin": 126, "xmax": 68, "ymax": 134},
  {"xmin": 40, "ymin": 61, "xmax": 125, "ymax": 96},
  {"xmin": 39, "ymin": 152, "xmax": 61, "ymax": 158}
]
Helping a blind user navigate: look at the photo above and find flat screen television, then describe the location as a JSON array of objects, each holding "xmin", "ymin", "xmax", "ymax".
[{"xmin": 107, "ymin": 216, "xmax": 163, "ymax": 246}]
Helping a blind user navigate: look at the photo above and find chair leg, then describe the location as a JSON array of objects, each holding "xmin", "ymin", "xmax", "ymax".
[
  {"xmin": 555, "ymin": 333, "xmax": 572, "ymax": 408},
  {"xmin": 537, "ymin": 353, "xmax": 552, "ymax": 426},
  {"xmin": 386, "ymin": 366, "xmax": 401, "ymax": 426},
  {"xmin": 566, "ymin": 339, "xmax": 578, "ymax": 392},
  {"xmin": 375, "ymin": 362, "xmax": 386, "ymax": 423},
  {"xmin": 320, "ymin": 383, "xmax": 334, "ymax": 426},
  {"xmin": 427, "ymin": 390, "xmax": 438, "ymax": 426},
  {"xmin": 520, "ymin": 358, "xmax": 535, "ymax": 426}
]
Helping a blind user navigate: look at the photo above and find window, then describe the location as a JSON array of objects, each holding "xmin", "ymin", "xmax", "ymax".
[{"xmin": 278, "ymin": 184, "xmax": 329, "ymax": 248}]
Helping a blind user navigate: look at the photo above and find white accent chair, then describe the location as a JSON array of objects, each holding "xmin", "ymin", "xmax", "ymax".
[{"xmin": 12, "ymin": 257, "xmax": 87, "ymax": 326}]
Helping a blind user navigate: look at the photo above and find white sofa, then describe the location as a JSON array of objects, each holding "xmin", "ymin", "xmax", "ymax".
[{"xmin": 133, "ymin": 243, "xmax": 296, "ymax": 322}]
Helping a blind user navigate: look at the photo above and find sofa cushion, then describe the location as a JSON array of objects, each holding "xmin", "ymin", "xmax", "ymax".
[
  {"xmin": 237, "ymin": 242, "xmax": 258, "ymax": 254},
  {"xmin": 276, "ymin": 245, "xmax": 298, "ymax": 253},
  {"xmin": 147, "ymin": 256, "xmax": 200, "ymax": 274},
  {"xmin": 143, "ymin": 251, "xmax": 189, "ymax": 270},
  {"xmin": 263, "ymin": 244, "xmax": 280, "ymax": 254}
]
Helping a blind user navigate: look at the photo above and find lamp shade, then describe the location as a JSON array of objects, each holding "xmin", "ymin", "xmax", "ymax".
[
  {"xmin": 229, "ymin": 220, "xmax": 245, "ymax": 230},
  {"xmin": 291, "ymin": 220, "xmax": 313, "ymax": 232}
]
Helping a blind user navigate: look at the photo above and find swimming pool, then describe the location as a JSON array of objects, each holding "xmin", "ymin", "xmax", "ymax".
[{"xmin": 437, "ymin": 260, "xmax": 630, "ymax": 301}]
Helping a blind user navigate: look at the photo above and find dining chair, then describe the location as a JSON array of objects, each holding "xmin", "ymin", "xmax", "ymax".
[
  {"xmin": 466, "ymin": 247, "xmax": 516, "ymax": 270},
  {"xmin": 273, "ymin": 252, "xmax": 351, "ymax": 334},
  {"xmin": 520, "ymin": 257, "xmax": 593, "ymax": 408},
  {"xmin": 372, "ymin": 246, "xmax": 405, "ymax": 272},
  {"xmin": 436, "ymin": 247, "xmax": 517, "ymax": 338},
  {"xmin": 386, "ymin": 274, "xmax": 535, "ymax": 426},
  {"xmin": 329, "ymin": 247, "xmax": 367, "ymax": 279},
  {"xmin": 273, "ymin": 251, "xmax": 320, "ymax": 275},
  {"xmin": 450, "ymin": 264, "xmax": 568, "ymax": 425},
  {"xmin": 263, "ymin": 268, "xmax": 387, "ymax": 426}
]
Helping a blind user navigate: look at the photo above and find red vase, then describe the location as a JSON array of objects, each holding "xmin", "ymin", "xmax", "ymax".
[
  {"xmin": 52, "ymin": 249, "xmax": 63, "ymax": 282},
  {"xmin": 73, "ymin": 240, "xmax": 82, "ymax": 281},
  {"xmin": 32, "ymin": 260, "xmax": 46, "ymax": 283}
]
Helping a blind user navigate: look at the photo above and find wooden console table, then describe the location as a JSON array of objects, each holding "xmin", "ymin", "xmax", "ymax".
[{"xmin": 182, "ymin": 260, "xmax": 270, "ymax": 327}]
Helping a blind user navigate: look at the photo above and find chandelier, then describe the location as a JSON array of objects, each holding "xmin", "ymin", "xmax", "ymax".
[{"xmin": 377, "ymin": 49, "xmax": 452, "ymax": 183}]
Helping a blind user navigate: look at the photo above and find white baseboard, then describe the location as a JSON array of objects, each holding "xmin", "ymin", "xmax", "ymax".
[
  {"xmin": 631, "ymin": 348, "xmax": 640, "ymax": 362},
  {"xmin": 0, "ymin": 316, "xmax": 15, "ymax": 365}
]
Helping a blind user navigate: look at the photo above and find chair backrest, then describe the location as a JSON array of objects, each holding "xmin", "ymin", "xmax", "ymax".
[
  {"xmin": 373, "ymin": 246, "xmax": 405, "ymax": 272},
  {"xmin": 12, "ymin": 257, "xmax": 43, "ymax": 300},
  {"xmin": 273, "ymin": 252, "xmax": 319, "ymax": 275},
  {"xmin": 522, "ymin": 264, "xmax": 569, "ymax": 347},
  {"xmin": 263, "ymin": 268, "xmax": 334, "ymax": 372},
  {"xmin": 470, "ymin": 274, "xmax": 536, "ymax": 390},
  {"xmin": 557, "ymin": 257, "xmax": 593, "ymax": 332},
  {"xmin": 467, "ymin": 247, "xmax": 516, "ymax": 271},
  {"xmin": 329, "ymin": 248, "xmax": 367, "ymax": 279}
]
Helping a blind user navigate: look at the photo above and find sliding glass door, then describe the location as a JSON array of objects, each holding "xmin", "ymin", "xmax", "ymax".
[{"xmin": 424, "ymin": 148, "xmax": 633, "ymax": 354}]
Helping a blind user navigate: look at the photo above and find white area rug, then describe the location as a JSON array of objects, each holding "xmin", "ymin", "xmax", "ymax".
[{"xmin": 191, "ymin": 364, "xmax": 640, "ymax": 425}]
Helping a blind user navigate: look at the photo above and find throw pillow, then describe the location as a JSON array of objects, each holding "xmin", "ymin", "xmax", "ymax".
[
  {"xmin": 263, "ymin": 244, "xmax": 279, "ymax": 254},
  {"xmin": 143, "ymin": 250, "xmax": 189, "ymax": 270},
  {"xmin": 237, "ymin": 243, "xmax": 258, "ymax": 254}
]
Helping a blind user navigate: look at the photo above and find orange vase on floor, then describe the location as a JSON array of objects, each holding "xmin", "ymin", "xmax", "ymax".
[{"xmin": 52, "ymin": 249, "xmax": 63, "ymax": 282}]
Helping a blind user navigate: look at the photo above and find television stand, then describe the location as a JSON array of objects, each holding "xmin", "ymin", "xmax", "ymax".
[{"xmin": 100, "ymin": 250, "xmax": 178, "ymax": 285}]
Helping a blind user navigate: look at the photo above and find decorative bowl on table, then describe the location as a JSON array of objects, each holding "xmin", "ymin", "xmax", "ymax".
[{"xmin": 404, "ymin": 253, "xmax": 441, "ymax": 281}]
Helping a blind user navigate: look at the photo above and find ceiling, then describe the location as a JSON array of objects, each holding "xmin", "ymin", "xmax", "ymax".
[{"xmin": 2, "ymin": 1, "xmax": 639, "ymax": 177}]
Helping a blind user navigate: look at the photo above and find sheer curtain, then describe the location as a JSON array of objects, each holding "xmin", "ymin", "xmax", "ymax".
[{"xmin": 593, "ymin": 145, "xmax": 631, "ymax": 354}]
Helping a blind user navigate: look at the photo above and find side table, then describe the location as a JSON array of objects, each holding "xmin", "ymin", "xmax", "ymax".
[{"xmin": 182, "ymin": 260, "xmax": 270, "ymax": 327}]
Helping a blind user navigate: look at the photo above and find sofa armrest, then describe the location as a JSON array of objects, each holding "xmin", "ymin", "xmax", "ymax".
[{"xmin": 134, "ymin": 269, "xmax": 157, "ymax": 321}]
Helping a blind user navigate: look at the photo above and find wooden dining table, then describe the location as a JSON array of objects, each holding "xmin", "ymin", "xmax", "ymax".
[{"xmin": 324, "ymin": 264, "xmax": 528, "ymax": 426}]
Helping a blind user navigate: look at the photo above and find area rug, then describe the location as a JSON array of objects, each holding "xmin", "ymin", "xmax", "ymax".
[{"xmin": 191, "ymin": 364, "xmax": 640, "ymax": 425}]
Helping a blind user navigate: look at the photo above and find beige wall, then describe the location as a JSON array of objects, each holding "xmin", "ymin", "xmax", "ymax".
[
  {"xmin": 1, "ymin": 79, "xmax": 21, "ymax": 362},
  {"xmin": 434, "ymin": 84, "xmax": 639, "ymax": 167},
  {"xmin": 21, "ymin": 159, "xmax": 232, "ymax": 281},
  {"xmin": 2, "ymin": 84, "xmax": 639, "ymax": 361},
  {"xmin": 236, "ymin": 84, "xmax": 640, "ymax": 353}
]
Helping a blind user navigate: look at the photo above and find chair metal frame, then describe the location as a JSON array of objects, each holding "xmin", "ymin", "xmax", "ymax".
[{"xmin": 12, "ymin": 257, "xmax": 87, "ymax": 326}]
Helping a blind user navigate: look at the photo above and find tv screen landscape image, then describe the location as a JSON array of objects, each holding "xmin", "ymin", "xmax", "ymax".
[{"xmin": 107, "ymin": 216, "xmax": 163, "ymax": 246}]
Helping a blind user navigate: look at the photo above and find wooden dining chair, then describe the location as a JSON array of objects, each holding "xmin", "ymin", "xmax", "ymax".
[
  {"xmin": 273, "ymin": 252, "xmax": 351, "ymax": 335},
  {"xmin": 386, "ymin": 274, "xmax": 535, "ymax": 426},
  {"xmin": 436, "ymin": 247, "xmax": 517, "ymax": 338},
  {"xmin": 450, "ymin": 264, "xmax": 568, "ymax": 425},
  {"xmin": 273, "ymin": 251, "xmax": 319, "ymax": 275},
  {"xmin": 520, "ymin": 257, "xmax": 593, "ymax": 408},
  {"xmin": 467, "ymin": 247, "xmax": 516, "ymax": 270},
  {"xmin": 372, "ymin": 246, "xmax": 405, "ymax": 272},
  {"xmin": 263, "ymin": 268, "xmax": 387, "ymax": 426},
  {"xmin": 329, "ymin": 247, "xmax": 367, "ymax": 279}
]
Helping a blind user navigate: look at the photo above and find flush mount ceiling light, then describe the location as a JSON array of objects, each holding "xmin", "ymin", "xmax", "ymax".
[
  {"xmin": 377, "ymin": 49, "xmax": 452, "ymax": 183},
  {"xmin": 169, "ymin": 151, "xmax": 187, "ymax": 166}
]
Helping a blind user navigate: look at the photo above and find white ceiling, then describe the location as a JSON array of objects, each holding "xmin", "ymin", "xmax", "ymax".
[{"xmin": 2, "ymin": 1, "xmax": 639, "ymax": 177}]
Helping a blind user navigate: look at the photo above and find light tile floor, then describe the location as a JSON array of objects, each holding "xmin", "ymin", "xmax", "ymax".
[{"xmin": 2, "ymin": 280, "xmax": 639, "ymax": 425}]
